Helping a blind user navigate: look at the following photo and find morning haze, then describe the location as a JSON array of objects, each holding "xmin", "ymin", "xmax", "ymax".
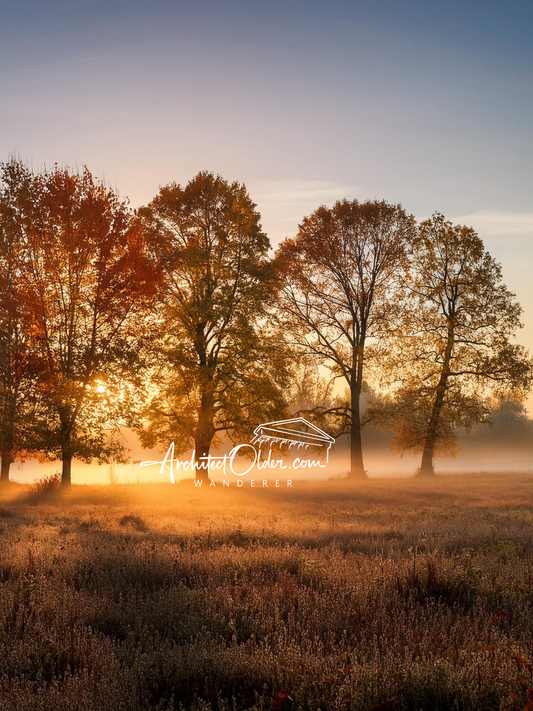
[{"xmin": 3, "ymin": 5, "xmax": 533, "ymax": 710}]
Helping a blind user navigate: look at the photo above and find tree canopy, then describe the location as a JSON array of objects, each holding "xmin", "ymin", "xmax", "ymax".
[
  {"xmin": 0, "ymin": 160, "xmax": 41, "ymax": 481},
  {"xmin": 138, "ymin": 171, "xmax": 290, "ymax": 480},
  {"xmin": 277, "ymin": 199, "xmax": 416, "ymax": 478},
  {"xmin": 0, "ymin": 160, "xmax": 531, "ymax": 484},
  {"xmin": 0, "ymin": 158, "xmax": 160, "ymax": 484},
  {"xmin": 385, "ymin": 213, "xmax": 533, "ymax": 475}
]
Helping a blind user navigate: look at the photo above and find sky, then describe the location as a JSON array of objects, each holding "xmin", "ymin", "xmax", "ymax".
[{"xmin": 1, "ymin": 0, "xmax": 533, "ymax": 472}]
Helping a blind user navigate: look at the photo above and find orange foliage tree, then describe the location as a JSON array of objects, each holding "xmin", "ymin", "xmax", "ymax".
[
  {"xmin": 0, "ymin": 160, "xmax": 42, "ymax": 481},
  {"xmin": 3, "ymin": 160, "xmax": 160, "ymax": 485}
]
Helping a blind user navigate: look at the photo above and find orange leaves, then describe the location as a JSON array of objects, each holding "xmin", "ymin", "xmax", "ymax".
[
  {"xmin": 272, "ymin": 689, "xmax": 293, "ymax": 710},
  {"xmin": 509, "ymin": 653, "xmax": 533, "ymax": 711},
  {"xmin": 517, "ymin": 685, "xmax": 533, "ymax": 711},
  {"xmin": 0, "ymin": 159, "xmax": 162, "ymax": 477},
  {"xmin": 494, "ymin": 607, "xmax": 512, "ymax": 620}
]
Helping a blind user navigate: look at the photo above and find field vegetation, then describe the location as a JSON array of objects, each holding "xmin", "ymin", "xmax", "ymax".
[{"xmin": 1, "ymin": 474, "xmax": 533, "ymax": 710}]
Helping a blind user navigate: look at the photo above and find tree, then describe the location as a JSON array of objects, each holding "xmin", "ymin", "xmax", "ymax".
[
  {"xmin": 472, "ymin": 395, "xmax": 533, "ymax": 446},
  {"xmin": 288, "ymin": 360, "xmax": 335, "ymax": 418},
  {"xmin": 388, "ymin": 213, "xmax": 532, "ymax": 475},
  {"xmin": 277, "ymin": 199, "xmax": 415, "ymax": 478},
  {"xmin": 8, "ymin": 161, "xmax": 160, "ymax": 485},
  {"xmin": 138, "ymin": 171, "xmax": 289, "ymax": 481},
  {"xmin": 0, "ymin": 159, "xmax": 41, "ymax": 481},
  {"xmin": 489, "ymin": 395, "xmax": 530, "ymax": 430}
]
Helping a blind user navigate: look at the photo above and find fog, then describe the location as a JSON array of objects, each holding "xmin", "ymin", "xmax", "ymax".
[{"xmin": 9, "ymin": 425, "xmax": 533, "ymax": 485}]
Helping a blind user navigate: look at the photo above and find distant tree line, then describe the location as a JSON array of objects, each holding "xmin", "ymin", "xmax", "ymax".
[{"xmin": 0, "ymin": 158, "xmax": 531, "ymax": 484}]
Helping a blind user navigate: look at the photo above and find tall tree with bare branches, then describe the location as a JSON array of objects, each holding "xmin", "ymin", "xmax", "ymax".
[{"xmin": 277, "ymin": 199, "xmax": 415, "ymax": 478}]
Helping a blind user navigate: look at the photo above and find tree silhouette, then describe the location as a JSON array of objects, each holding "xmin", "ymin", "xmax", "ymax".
[
  {"xmin": 0, "ymin": 159, "xmax": 42, "ymax": 481},
  {"xmin": 277, "ymin": 199, "xmax": 415, "ymax": 478},
  {"xmin": 138, "ymin": 171, "xmax": 289, "ymax": 481},
  {"xmin": 388, "ymin": 213, "xmax": 532, "ymax": 475},
  {"xmin": 6, "ymin": 161, "xmax": 160, "ymax": 485}
]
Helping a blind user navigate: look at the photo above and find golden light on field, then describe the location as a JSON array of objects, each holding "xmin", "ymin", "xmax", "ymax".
[{"xmin": 2, "ymin": 472, "xmax": 533, "ymax": 708}]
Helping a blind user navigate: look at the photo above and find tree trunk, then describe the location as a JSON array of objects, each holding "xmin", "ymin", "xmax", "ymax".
[
  {"xmin": 61, "ymin": 449, "xmax": 72, "ymax": 486},
  {"xmin": 194, "ymin": 386, "xmax": 215, "ymax": 481},
  {"xmin": 418, "ymin": 326, "xmax": 454, "ymax": 477},
  {"xmin": 0, "ymin": 402, "xmax": 15, "ymax": 483},
  {"xmin": 348, "ymin": 375, "xmax": 366, "ymax": 479},
  {"xmin": 0, "ymin": 447, "xmax": 11, "ymax": 483},
  {"xmin": 193, "ymin": 323, "xmax": 217, "ymax": 481},
  {"xmin": 194, "ymin": 440, "xmax": 211, "ymax": 481},
  {"xmin": 419, "ymin": 384, "xmax": 446, "ymax": 476},
  {"xmin": 419, "ymin": 445, "xmax": 435, "ymax": 476},
  {"xmin": 349, "ymin": 426, "xmax": 365, "ymax": 478}
]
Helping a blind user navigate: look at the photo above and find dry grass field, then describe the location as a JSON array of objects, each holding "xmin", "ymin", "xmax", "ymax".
[{"xmin": 2, "ymin": 473, "xmax": 533, "ymax": 710}]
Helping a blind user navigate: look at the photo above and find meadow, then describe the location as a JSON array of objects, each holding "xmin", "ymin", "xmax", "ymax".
[{"xmin": 1, "ymin": 473, "xmax": 533, "ymax": 710}]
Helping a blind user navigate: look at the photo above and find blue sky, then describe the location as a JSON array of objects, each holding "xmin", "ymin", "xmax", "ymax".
[
  {"xmin": 1, "ymin": 0, "xmax": 532, "ymax": 404},
  {"xmin": 2, "ymin": 1, "xmax": 531, "ymax": 212}
]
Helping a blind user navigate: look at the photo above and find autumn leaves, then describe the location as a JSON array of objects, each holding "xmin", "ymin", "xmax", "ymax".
[
  {"xmin": 0, "ymin": 160, "xmax": 159, "ymax": 484},
  {"xmin": 0, "ymin": 162, "xmax": 531, "ymax": 484},
  {"xmin": 278, "ymin": 207, "xmax": 532, "ymax": 477}
]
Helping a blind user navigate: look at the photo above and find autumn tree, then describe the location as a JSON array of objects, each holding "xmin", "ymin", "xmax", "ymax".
[
  {"xmin": 138, "ymin": 171, "xmax": 289, "ymax": 480},
  {"xmin": 388, "ymin": 213, "xmax": 532, "ymax": 475},
  {"xmin": 8, "ymin": 160, "xmax": 159, "ymax": 486},
  {"xmin": 277, "ymin": 199, "xmax": 415, "ymax": 478},
  {"xmin": 0, "ymin": 159, "xmax": 41, "ymax": 481}
]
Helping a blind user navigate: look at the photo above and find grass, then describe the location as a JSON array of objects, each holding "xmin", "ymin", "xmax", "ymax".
[{"xmin": 0, "ymin": 472, "xmax": 533, "ymax": 710}]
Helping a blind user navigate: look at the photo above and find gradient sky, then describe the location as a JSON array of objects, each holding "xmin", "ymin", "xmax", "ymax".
[{"xmin": 2, "ymin": 0, "xmax": 533, "ymax": 415}]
